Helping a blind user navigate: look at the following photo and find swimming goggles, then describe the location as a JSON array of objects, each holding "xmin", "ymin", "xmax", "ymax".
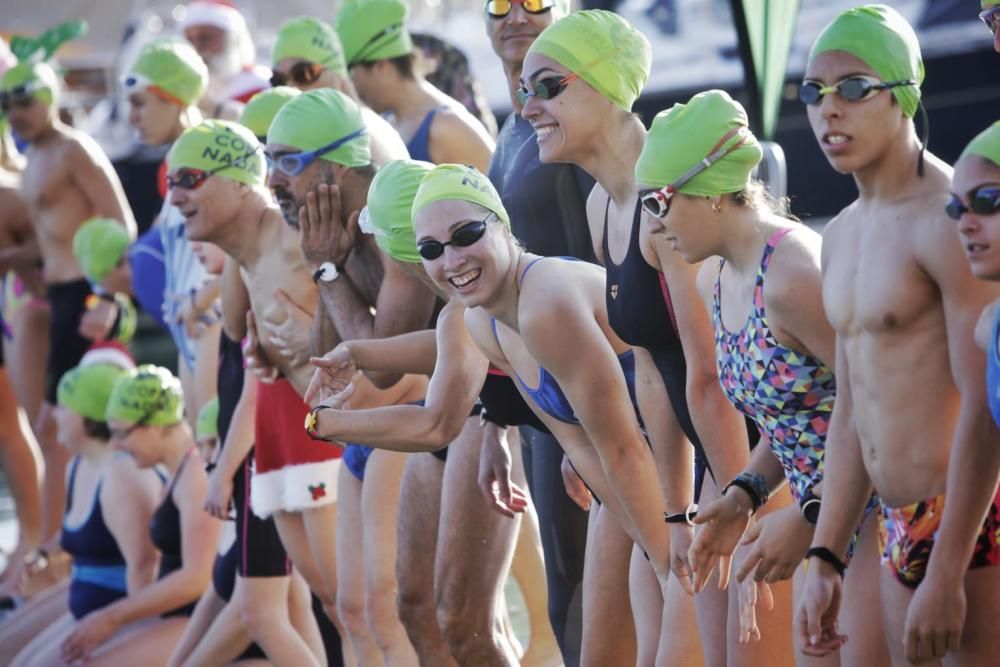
[
  {"xmin": 266, "ymin": 128, "xmax": 367, "ymax": 177},
  {"xmin": 486, "ymin": 0, "xmax": 555, "ymax": 18},
  {"xmin": 516, "ymin": 72, "xmax": 579, "ymax": 106},
  {"xmin": 167, "ymin": 164, "xmax": 234, "ymax": 190},
  {"xmin": 416, "ymin": 216, "xmax": 491, "ymax": 260},
  {"xmin": 0, "ymin": 80, "xmax": 47, "ymax": 112},
  {"xmin": 798, "ymin": 75, "xmax": 915, "ymax": 106},
  {"xmin": 981, "ymin": 6, "xmax": 1000, "ymax": 35},
  {"xmin": 945, "ymin": 185, "xmax": 1000, "ymax": 220},
  {"xmin": 640, "ymin": 126, "xmax": 749, "ymax": 219},
  {"xmin": 270, "ymin": 61, "xmax": 326, "ymax": 88},
  {"xmin": 121, "ymin": 72, "xmax": 185, "ymax": 105}
]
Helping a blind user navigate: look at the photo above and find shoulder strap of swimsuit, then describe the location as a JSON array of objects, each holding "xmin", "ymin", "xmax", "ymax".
[
  {"xmin": 754, "ymin": 227, "xmax": 795, "ymax": 315},
  {"xmin": 165, "ymin": 447, "xmax": 196, "ymax": 497},
  {"xmin": 601, "ymin": 196, "xmax": 612, "ymax": 258},
  {"xmin": 489, "ymin": 316, "xmax": 501, "ymax": 348},
  {"xmin": 518, "ymin": 256, "xmax": 550, "ymax": 285},
  {"xmin": 65, "ymin": 456, "xmax": 81, "ymax": 513}
]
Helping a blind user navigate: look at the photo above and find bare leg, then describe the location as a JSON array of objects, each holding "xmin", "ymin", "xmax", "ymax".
[
  {"xmin": 631, "ymin": 545, "xmax": 663, "ymax": 667},
  {"xmin": 84, "ymin": 617, "xmax": 189, "ymax": 667},
  {"xmin": 949, "ymin": 564, "xmax": 1000, "ymax": 666},
  {"xmin": 237, "ymin": 574, "xmax": 322, "ymax": 667},
  {"xmin": 288, "ymin": 571, "xmax": 327, "ymax": 665},
  {"xmin": 727, "ymin": 486, "xmax": 795, "ymax": 667},
  {"xmin": 692, "ymin": 475, "xmax": 729, "ymax": 667},
  {"xmin": 9, "ymin": 610, "xmax": 74, "ymax": 667},
  {"xmin": 0, "ymin": 581, "xmax": 69, "ymax": 659},
  {"xmin": 0, "ymin": 368, "xmax": 43, "ymax": 568},
  {"xmin": 580, "ymin": 505, "xmax": 636, "ymax": 667},
  {"xmin": 395, "ymin": 453, "xmax": 454, "ymax": 666},
  {"xmin": 508, "ymin": 435, "xmax": 562, "ymax": 667},
  {"xmin": 435, "ymin": 417, "xmax": 520, "ymax": 667},
  {"xmin": 880, "ymin": 565, "xmax": 936, "ymax": 667},
  {"xmin": 362, "ymin": 449, "xmax": 416, "ymax": 666},
  {"xmin": 180, "ymin": 325, "xmax": 221, "ymax": 431},
  {"xmin": 165, "ymin": 585, "xmax": 238, "ymax": 666},
  {"xmin": 31, "ymin": 402, "xmax": 68, "ymax": 547},
  {"xmin": 5, "ymin": 301, "xmax": 49, "ymax": 424},
  {"xmin": 656, "ymin": 567, "xmax": 703, "ymax": 667},
  {"xmin": 838, "ymin": 513, "xmax": 889, "ymax": 666},
  {"xmin": 336, "ymin": 463, "xmax": 381, "ymax": 664}
]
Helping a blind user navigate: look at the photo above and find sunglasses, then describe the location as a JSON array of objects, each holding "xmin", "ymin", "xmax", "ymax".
[
  {"xmin": 266, "ymin": 127, "xmax": 367, "ymax": 177},
  {"xmin": 798, "ymin": 75, "xmax": 915, "ymax": 106},
  {"xmin": 486, "ymin": 0, "xmax": 555, "ymax": 18},
  {"xmin": 640, "ymin": 126, "xmax": 749, "ymax": 219},
  {"xmin": 516, "ymin": 72, "xmax": 579, "ymax": 106},
  {"xmin": 0, "ymin": 81, "xmax": 45, "ymax": 113},
  {"xmin": 981, "ymin": 6, "xmax": 1000, "ymax": 35},
  {"xmin": 416, "ymin": 216, "xmax": 490, "ymax": 260},
  {"xmin": 945, "ymin": 186, "xmax": 1000, "ymax": 220},
  {"xmin": 270, "ymin": 61, "xmax": 325, "ymax": 88}
]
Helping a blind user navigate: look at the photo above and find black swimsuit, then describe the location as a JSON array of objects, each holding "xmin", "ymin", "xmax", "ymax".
[{"xmin": 150, "ymin": 449, "xmax": 197, "ymax": 618}]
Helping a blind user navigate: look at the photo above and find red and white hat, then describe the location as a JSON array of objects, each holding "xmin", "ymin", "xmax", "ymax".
[
  {"xmin": 180, "ymin": 1, "xmax": 248, "ymax": 35},
  {"xmin": 80, "ymin": 342, "xmax": 135, "ymax": 371}
]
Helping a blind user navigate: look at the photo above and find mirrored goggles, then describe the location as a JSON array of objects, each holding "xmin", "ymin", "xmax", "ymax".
[
  {"xmin": 798, "ymin": 75, "xmax": 915, "ymax": 106},
  {"xmin": 516, "ymin": 72, "xmax": 578, "ymax": 106},
  {"xmin": 945, "ymin": 186, "xmax": 1000, "ymax": 220},
  {"xmin": 486, "ymin": 0, "xmax": 555, "ymax": 18}
]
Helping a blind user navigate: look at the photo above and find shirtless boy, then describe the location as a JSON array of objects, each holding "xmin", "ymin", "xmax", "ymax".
[
  {"xmin": 1, "ymin": 61, "xmax": 135, "ymax": 546},
  {"xmin": 796, "ymin": 7, "xmax": 1000, "ymax": 665}
]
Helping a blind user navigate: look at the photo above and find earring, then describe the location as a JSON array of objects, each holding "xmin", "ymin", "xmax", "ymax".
[{"xmin": 712, "ymin": 200, "xmax": 722, "ymax": 214}]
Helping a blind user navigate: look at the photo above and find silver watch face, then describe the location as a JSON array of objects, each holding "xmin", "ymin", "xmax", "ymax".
[{"xmin": 319, "ymin": 262, "xmax": 338, "ymax": 281}]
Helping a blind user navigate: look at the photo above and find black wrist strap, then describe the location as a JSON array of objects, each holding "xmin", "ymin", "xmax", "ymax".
[
  {"xmin": 806, "ymin": 546, "xmax": 846, "ymax": 577},
  {"xmin": 723, "ymin": 478, "xmax": 763, "ymax": 514},
  {"xmin": 664, "ymin": 503, "xmax": 698, "ymax": 525}
]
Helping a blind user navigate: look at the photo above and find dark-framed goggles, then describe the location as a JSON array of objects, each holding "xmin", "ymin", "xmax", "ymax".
[{"xmin": 945, "ymin": 185, "xmax": 1000, "ymax": 220}]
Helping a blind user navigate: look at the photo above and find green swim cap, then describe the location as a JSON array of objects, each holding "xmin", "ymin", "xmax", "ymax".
[
  {"xmin": 983, "ymin": 1, "xmax": 999, "ymax": 10},
  {"xmin": 412, "ymin": 164, "xmax": 510, "ymax": 229},
  {"xmin": 362, "ymin": 159, "xmax": 434, "ymax": 263},
  {"xmin": 73, "ymin": 218, "xmax": 130, "ymax": 283},
  {"xmin": 960, "ymin": 121, "xmax": 1000, "ymax": 167},
  {"xmin": 1, "ymin": 62, "xmax": 58, "ymax": 106},
  {"xmin": 167, "ymin": 119, "xmax": 265, "ymax": 187},
  {"xmin": 528, "ymin": 10, "xmax": 651, "ymax": 111},
  {"xmin": 57, "ymin": 363, "xmax": 129, "ymax": 423},
  {"xmin": 636, "ymin": 90, "xmax": 763, "ymax": 197},
  {"xmin": 268, "ymin": 88, "xmax": 371, "ymax": 168},
  {"xmin": 809, "ymin": 4, "xmax": 924, "ymax": 118},
  {"xmin": 106, "ymin": 365, "xmax": 184, "ymax": 427},
  {"xmin": 272, "ymin": 17, "xmax": 348, "ymax": 77},
  {"xmin": 195, "ymin": 396, "xmax": 219, "ymax": 441},
  {"xmin": 125, "ymin": 38, "xmax": 208, "ymax": 107},
  {"xmin": 238, "ymin": 86, "xmax": 300, "ymax": 139},
  {"xmin": 336, "ymin": 0, "xmax": 413, "ymax": 67}
]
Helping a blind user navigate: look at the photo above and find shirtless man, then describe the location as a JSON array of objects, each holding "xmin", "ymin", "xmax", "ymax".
[
  {"xmin": 265, "ymin": 87, "xmax": 436, "ymax": 664},
  {"xmin": 796, "ymin": 7, "xmax": 1000, "ymax": 666},
  {"xmin": 334, "ymin": 0, "xmax": 495, "ymax": 171},
  {"xmin": 1, "ymin": 61, "xmax": 135, "ymax": 547}
]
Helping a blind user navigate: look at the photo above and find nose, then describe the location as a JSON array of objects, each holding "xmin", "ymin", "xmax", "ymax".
[
  {"xmin": 520, "ymin": 90, "xmax": 540, "ymax": 119},
  {"xmin": 169, "ymin": 187, "xmax": 187, "ymax": 208},
  {"xmin": 958, "ymin": 212, "xmax": 981, "ymax": 237},
  {"xmin": 267, "ymin": 165, "xmax": 288, "ymax": 190},
  {"xmin": 818, "ymin": 88, "xmax": 843, "ymax": 121},
  {"xmin": 644, "ymin": 213, "xmax": 666, "ymax": 235},
  {"xmin": 509, "ymin": 4, "xmax": 528, "ymax": 24}
]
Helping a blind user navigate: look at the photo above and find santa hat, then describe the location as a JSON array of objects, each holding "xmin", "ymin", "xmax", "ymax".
[
  {"xmin": 80, "ymin": 342, "xmax": 135, "ymax": 371},
  {"xmin": 180, "ymin": 1, "xmax": 248, "ymax": 34}
]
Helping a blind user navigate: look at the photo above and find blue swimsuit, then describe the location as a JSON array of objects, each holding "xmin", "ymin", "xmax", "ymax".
[
  {"xmin": 988, "ymin": 305, "xmax": 1000, "ymax": 429},
  {"xmin": 405, "ymin": 108, "xmax": 441, "ymax": 162},
  {"xmin": 61, "ymin": 457, "xmax": 130, "ymax": 619},
  {"xmin": 490, "ymin": 257, "xmax": 637, "ymax": 425}
]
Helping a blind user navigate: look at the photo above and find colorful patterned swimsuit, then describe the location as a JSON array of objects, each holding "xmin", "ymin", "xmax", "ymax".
[{"xmin": 713, "ymin": 228, "xmax": 836, "ymax": 504}]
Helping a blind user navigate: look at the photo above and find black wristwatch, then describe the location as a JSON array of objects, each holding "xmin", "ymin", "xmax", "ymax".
[{"xmin": 799, "ymin": 486, "xmax": 821, "ymax": 526}]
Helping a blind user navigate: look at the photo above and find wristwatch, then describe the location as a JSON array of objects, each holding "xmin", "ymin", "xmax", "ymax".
[
  {"xmin": 313, "ymin": 262, "xmax": 341, "ymax": 284},
  {"xmin": 799, "ymin": 486, "xmax": 822, "ymax": 526}
]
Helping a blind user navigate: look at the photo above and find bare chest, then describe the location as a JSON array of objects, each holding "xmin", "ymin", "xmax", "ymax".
[
  {"xmin": 21, "ymin": 148, "xmax": 71, "ymax": 213},
  {"xmin": 824, "ymin": 222, "xmax": 937, "ymax": 336}
]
